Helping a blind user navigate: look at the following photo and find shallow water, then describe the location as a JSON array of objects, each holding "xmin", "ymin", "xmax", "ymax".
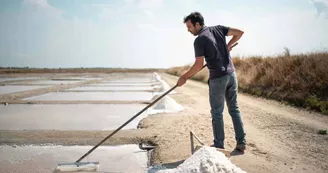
[
  {"xmin": 0, "ymin": 144, "xmax": 147, "ymax": 173},
  {"xmin": 106, "ymin": 77, "xmax": 156, "ymax": 83},
  {"xmin": 91, "ymin": 83, "xmax": 159, "ymax": 87},
  {"xmin": 25, "ymin": 80, "xmax": 81, "ymax": 85},
  {"xmin": 23, "ymin": 92, "xmax": 154, "ymax": 101},
  {"xmin": 0, "ymin": 86, "xmax": 49, "ymax": 95},
  {"xmin": 67, "ymin": 86, "xmax": 155, "ymax": 91},
  {"xmin": 0, "ymin": 77, "xmax": 43, "ymax": 82},
  {"xmin": 0, "ymin": 104, "xmax": 149, "ymax": 130},
  {"xmin": 51, "ymin": 77, "xmax": 97, "ymax": 81}
]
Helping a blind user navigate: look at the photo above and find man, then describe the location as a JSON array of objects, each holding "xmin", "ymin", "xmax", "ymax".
[{"xmin": 177, "ymin": 12, "xmax": 246, "ymax": 152}]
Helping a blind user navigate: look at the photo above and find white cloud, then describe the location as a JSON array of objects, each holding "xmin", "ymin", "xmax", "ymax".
[
  {"xmin": 93, "ymin": 5, "xmax": 114, "ymax": 20},
  {"xmin": 15, "ymin": 53, "xmax": 30, "ymax": 58},
  {"xmin": 88, "ymin": 3, "xmax": 132, "ymax": 21},
  {"xmin": 310, "ymin": 0, "xmax": 328, "ymax": 18},
  {"xmin": 123, "ymin": 0, "xmax": 164, "ymax": 9},
  {"xmin": 24, "ymin": 0, "xmax": 50, "ymax": 8},
  {"xmin": 89, "ymin": 2, "xmax": 158, "ymax": 28},
  {"xmin": 144, "ymin": 10, "xmax": 156, "ymax": 20},
  {"xmin": 138, "ymin": 23, "xmax": 155, "ymax": 30},
  {"xmin": 124, "ymin": 0, "xmax": 137, "ymax": 4},
  {"xmin": 23, "ymin": 0, "xmax": 62, "ymax": 16},
  {"xmin": 138, "ymin": 0, "xmax": 164, "ymax": 9}
]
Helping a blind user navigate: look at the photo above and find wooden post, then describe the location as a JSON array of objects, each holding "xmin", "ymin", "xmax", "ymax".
[{"xmin": 190, "ymin": 131, "xmax": 194, "ymax": 154}]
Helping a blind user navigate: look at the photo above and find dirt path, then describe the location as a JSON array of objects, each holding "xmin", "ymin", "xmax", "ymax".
[{"xmin": 146, "ymin": 73, "xmax": 328, "ymax": 173}]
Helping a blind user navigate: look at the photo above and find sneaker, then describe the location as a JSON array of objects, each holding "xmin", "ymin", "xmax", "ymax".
[
  {"xmin": 210, "ymin": 144, "xmax": 224, "ymax": 149},
  {"xmin": 234, "ymin": 144, "xmax": 246, "ymax": 152}
]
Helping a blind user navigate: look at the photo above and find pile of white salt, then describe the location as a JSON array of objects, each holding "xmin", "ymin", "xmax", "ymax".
[{"xmin": 148, "ymin": 146, "xmax": 246, "ymax": 173}]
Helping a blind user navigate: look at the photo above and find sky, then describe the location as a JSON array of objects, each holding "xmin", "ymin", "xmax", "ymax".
[{"xmin": 0, "ymin": 0, "xmax": 327, "ymax": 68}]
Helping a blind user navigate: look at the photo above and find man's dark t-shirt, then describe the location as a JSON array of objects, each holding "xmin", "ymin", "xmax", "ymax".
[{"xmin": 194, "ymin": 25, "xmax": 235, "ymax": 80}]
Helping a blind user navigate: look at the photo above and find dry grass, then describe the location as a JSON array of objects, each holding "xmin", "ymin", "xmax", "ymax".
[{"xmin": 166, "ymin": 52, "xmax": 328, "ymax": 115}]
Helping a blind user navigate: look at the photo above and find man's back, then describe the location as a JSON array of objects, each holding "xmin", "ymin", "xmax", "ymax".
[{"xmin": 194, "ymin": 25, "xmax": 235, "ymax": 79}]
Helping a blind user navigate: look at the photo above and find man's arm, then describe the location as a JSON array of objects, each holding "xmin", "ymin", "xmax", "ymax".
[
  {"xmin": 177, "ymin": 57, "xmax": 204, "ymax": 87},
  {"xmin": 226, "ymin": 27, "xmax": 244, "ymax": 51}
]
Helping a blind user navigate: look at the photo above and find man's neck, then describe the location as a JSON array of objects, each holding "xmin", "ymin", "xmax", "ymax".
[{"xmin": 196, "ymin": 26, "xmax": 206, "ymax": 35}]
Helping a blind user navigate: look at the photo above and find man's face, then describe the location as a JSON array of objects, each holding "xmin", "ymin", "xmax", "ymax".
[{"xmin": 185, "ymin": 20, "xmax": 199, "ymax": 36}]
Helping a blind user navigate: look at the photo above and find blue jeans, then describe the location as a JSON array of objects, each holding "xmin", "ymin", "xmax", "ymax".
[{"xmin": 208, "ymin": 72, "xmax": 246, "ymax": 148}]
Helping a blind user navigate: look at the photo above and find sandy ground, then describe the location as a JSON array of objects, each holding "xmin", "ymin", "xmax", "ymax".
[{"xmin": 0, "ymin": 72, "xmax": 327, "ymax": 173}]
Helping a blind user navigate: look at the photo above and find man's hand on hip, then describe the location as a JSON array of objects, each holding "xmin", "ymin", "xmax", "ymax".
[{"xmin": 228, "ymin": 42, "xmax": 238, "ymax": 52}]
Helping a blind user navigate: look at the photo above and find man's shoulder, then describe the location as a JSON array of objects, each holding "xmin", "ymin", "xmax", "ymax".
[
  {"xmin": 209, "ymin": 24, "xmax": 229, "ymax": 29},
  {"xmin": 194, "ymin": 35, "xmax": 205, "ymax": 43},
  {"xmin": 198, "ymin": 25, "xmax": 224, "ymax": 36},
  {"xmin": 194, "ymin": 35, "xmax": 209, "ymax": 47},
  {"xmin": 195, "ymin": 27, "xmax": 211, "ymax": 40},
  {"xmin": 210, "ymin": 25, "xmax": 230, "ymax": 35}
]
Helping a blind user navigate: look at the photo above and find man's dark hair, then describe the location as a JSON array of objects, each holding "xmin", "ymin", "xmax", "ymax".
[{"xmin": 183, "ymin": 12, "xmax": 204, "ymax": 26}]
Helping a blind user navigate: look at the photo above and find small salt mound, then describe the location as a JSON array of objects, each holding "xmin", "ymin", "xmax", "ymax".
[
  {"xmin": 149, "ymin": 73, "xmax": 184, "ymax": 115},
  {"xmin": 153, "ymin": 72, "xmax": 161, "ymax": 82},
  {"xmin": 153, "ymin": 146, "xmax": 246, "ymax": 173},
  {"xmin": 153, "ymin": 72, "xmax": 177, "ymax": 94},
  {"xmin": 148, "ymin": 96, "xmax": 184, "ymax": 115},
  {"xmin": 160, "ymin": 80, "xmax": 177, "ymax": 94}
]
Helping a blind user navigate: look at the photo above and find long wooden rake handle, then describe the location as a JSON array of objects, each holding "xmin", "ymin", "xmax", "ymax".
[
  {"xmin": 75, "ymin": 42, "xmax": 238, "ymax": 163},
  {"xmin": 75, "ymin": 65, "xmax": 206, "ymax": 163}
]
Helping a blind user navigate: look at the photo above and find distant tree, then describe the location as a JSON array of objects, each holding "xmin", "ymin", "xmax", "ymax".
[{"xmin": 283, "ymin": 47, "xmax": 291, "ymax": 57}]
